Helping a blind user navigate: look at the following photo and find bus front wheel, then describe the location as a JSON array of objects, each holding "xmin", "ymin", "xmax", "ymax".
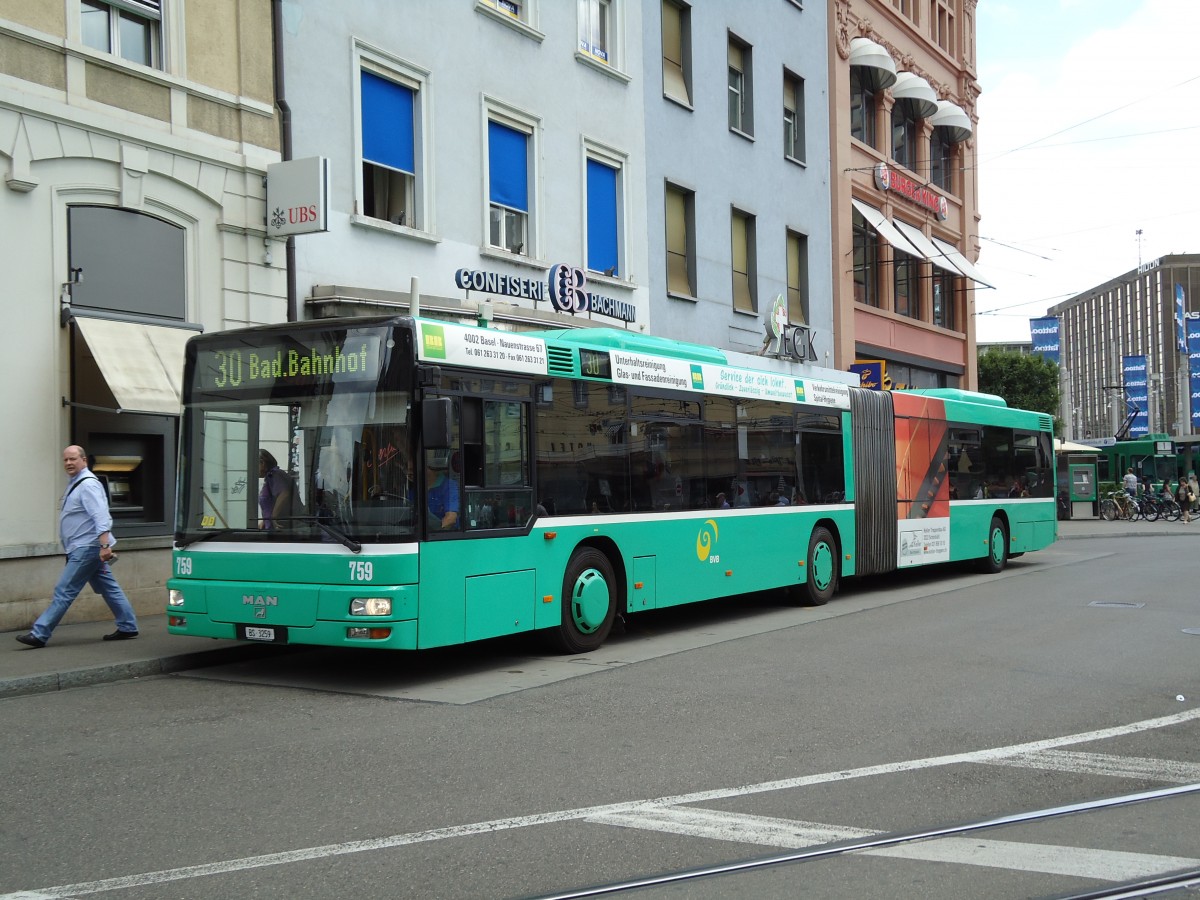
[
  {"xmin": 796, "ymin": 526, "xmax": 838, "ymax": 606},
  {"xmin": 553, "ymin": 548, "xmax": 617, "ymax": 654},
  {"xmin": 977, "ymin": 516, "xmax": 1008, "ymax": 574}
]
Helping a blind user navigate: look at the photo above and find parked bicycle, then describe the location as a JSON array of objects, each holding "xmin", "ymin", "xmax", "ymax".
[{"xmin": 1099, "ymin": 489, "xmax": 1142, "ymax": 521}]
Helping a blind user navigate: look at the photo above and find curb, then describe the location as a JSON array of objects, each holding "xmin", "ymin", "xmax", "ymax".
[{"xmin": 0, "ymin": 643, "xmax": 293, "ymax": 700}]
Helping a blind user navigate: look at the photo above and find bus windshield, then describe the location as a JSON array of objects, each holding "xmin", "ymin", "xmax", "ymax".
[{"xmin": 176, "ymin": 323, "xmax": 417, "ymax": 545}]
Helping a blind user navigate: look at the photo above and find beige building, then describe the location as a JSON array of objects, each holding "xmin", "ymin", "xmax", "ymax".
[
  {"xmin": 829, "ymin": 0, "xmax": 986, "ymax": 390},
  {"xmin": 0, "ymin": 0, "xmax": 283, "ymax": 630}
]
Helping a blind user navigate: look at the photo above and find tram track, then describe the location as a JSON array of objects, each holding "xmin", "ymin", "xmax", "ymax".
[{"xmin": 527, "ymin": 784, "xmax": 1200, "ymax": 900}]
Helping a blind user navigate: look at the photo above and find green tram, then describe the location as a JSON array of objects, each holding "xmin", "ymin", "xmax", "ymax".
[
  {"xmin": 1086, "ymin": 434, "xmax": 1195, "ymax": 487},
  {"xmin": 167, "ymin": 316, "xmax": 1057, "ymax": 653}
]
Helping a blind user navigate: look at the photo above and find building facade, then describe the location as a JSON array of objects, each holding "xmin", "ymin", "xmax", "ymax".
[
  {"xmin": 280, "ymin": 0, "xmax": 652, "ymax": 333},
  {"xmin": 639, "ymin": 0, "xmax": 835, "ymax": 363},
  {"xmin": 0, "ymin": 0, "xmax": 283, "ymax": 629},
  {"xmin": 829, "ymin": 0, "xmax": 986, "ymax": 391},
  {"xmin": 1050, "ymin": 254, "xmax": 1200, "ymax": 442}
]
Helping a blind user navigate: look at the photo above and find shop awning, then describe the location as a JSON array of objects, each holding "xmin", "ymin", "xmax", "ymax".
[
  {"xmin": 929, "ymin": 100, "xmax": 972, "ymax": 143},
  {"xmin": 892, "ymin": 220, "xmax": 961, "ymax": 274},
  {"xmin": 930, "ymin": 237, "xmax": 995, "ymax": 288},
  {"xmin": 849, "ymin": 37, "xmax": 897, "ymax": 91},
  {"xmin": 851, "ymin": 199, "xmax": 923, "ymax": 258},
  {"xmin": 1055, "ymin": 439, "xmax": 1101, "ymax": 454},
  {"xmin": 891, "ymin": 72, "xmax": 939, "ymax": 119},
  {"xmin": 72, "ymin": 316, "xmax": 197, "ymax": 415}
]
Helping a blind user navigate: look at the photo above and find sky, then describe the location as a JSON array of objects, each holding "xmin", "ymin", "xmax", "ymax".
[{"xmin": 973, "ymin": 0, "xmax": 1200, "ymax": 343}]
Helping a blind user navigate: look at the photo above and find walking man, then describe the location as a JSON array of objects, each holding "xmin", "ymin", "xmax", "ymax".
[{"xmin": 15, "ymin": 446, "xmax": 138, "ymax": 648}]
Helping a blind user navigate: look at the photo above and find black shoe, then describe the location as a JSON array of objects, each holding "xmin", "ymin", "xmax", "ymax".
[
  {"xmin": 102, "ymin": 630, "xmax": 139, "ymax": 641},
  {"xmin": 16, "ymin": 633, "xmax": 46, "ymax": 649}
]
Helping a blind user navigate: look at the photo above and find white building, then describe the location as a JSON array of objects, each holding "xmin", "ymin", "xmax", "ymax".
[
  {"xmin": 0, "ymin": 1, "xmax": 283, "ymax": 629},
  {"xmin": 280, "ymin": 0, "xmax": 652, "ymax": 332}
]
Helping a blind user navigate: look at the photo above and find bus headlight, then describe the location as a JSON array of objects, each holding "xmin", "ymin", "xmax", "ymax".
[
  {"xmin": 168, "ymin": 589, "xmax": 186, "ymax": 607},
  {"xmin": 350, "ymin": 597, "xmax": 392, "ymax": 616}
]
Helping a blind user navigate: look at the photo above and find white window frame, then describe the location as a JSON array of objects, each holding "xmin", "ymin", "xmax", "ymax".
[
  {"xmin": 483, "ymin": 99, "xmax": 541, "ymax": 261},
  {"xmin": 581, "ymin": 138, "xmax": 628, "ymax": 279},
  {"xmin": 577, "ymin": 0, "xmax": 629, "ymax": 80},
  {"xmin": 79, "ymin": 0, "xmax": 164, "ymax": 69},
  {"xmin": 475, "ymin": 0, "xmax": 545, "ymax": 43},
  {"xmin": 352, "ymin": 42, "xmax": 434, "ymax": 240}
]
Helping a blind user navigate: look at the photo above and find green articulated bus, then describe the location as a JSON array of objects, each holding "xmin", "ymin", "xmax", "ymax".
[{"xmin": 167, "ymin": 315, "xmax": 1057, "ymax": 653}]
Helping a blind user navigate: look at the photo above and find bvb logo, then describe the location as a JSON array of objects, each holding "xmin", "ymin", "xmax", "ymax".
[{"xmin": 695, "ymin": 519, "xmax": 718, "ymax": 562}]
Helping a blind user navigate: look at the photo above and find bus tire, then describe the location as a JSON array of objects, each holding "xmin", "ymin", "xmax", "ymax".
[
  {"xmin": 553, "ymin": 547, "xmax": 617, "ymax": 654},
  {"xmin": 977, "ymin": 516, "xmax": 1007, "ymax": 574},
  {"xmin": 799, "ymin": 526, "xmax": 838, "ymax": 606}
]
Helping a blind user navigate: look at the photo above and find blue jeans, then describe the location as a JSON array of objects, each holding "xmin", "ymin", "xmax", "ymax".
[{"xmin": 31, "ymin": 546, "xmax": 138, "ymax": 642}]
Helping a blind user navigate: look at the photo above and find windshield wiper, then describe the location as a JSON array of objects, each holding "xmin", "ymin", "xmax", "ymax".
[
  {"xmin": 175, "ymin": 528, "xmax": 257, "ymax": 548},
  {"xmin": 282, "ymin": 516, "xmax": 363, "ymax": 553}
]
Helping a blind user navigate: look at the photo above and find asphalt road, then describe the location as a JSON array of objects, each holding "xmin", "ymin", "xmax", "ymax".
[{"xmin": 3, "ymin": 531, "xmax": 1200, "ymax": 899}]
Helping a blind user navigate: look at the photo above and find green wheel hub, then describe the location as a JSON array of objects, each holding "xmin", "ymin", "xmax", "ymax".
[
  {"xmin": 570, "ymin": 568, "xmax": 610, "ymax": 634},
  {"xmin": 811, "ymin": 540, "xmax": 834, "ymax": 591},
  {"xmin": 989, "ymin": 527, "xmax": 1004, "ymax": 564}
]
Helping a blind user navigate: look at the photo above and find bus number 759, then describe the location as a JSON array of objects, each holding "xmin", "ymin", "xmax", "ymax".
[{"xmin": 348, "ymin": 561, "xmax": 374, "ymax": 582}]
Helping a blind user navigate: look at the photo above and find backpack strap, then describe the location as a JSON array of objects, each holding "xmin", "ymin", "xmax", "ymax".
[{"xmin": 64, "ymin": 475, "xmax": 98, "ymax": 503}]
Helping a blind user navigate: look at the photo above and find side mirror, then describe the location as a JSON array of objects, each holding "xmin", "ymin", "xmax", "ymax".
[{"xmin": 422, "ymin": 397, "xmax": 453, "ymax": 449}]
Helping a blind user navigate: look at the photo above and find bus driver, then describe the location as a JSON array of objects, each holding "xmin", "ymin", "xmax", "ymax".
[{"xmin": 424, "ymin": 452, "xmax": 459, "ymax": 530}]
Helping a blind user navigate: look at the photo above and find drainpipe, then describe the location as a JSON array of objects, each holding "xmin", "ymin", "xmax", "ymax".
[{"xmin": 271, "ymin": 0, "xmax": 298, "ymax": 322}]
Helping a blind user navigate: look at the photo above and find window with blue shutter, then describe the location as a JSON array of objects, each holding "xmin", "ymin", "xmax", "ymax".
[
  {"xmin": 361, "ymin": 70, "xmax": 415, "ymax": 175},
  {"xmin": 586, "ymin": 159, "xmax": 618, "ymax": 275},
  {"xmin": 488, "ymin": 121, "xmax": 528, "ymax": 212}
]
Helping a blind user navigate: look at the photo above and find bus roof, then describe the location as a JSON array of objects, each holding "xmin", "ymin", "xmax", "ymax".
[
  {"xmin": 898, "ymin": 388, "xmax": 1008, "ymax": 407},
  {"xmin": 524, "ymin": 327, "xmax": 729, "ymax": 364}
]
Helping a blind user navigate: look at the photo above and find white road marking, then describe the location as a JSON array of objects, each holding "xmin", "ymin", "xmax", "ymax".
[
  {"xmin": 586, "ymin": 806, "xmax": 877, "ymax": 846},
  {"xmin": 588, "ymin": 807, "xmax": 1200, "ymax": 882},
  {"xmin": 868, "ymin": 837, "xmax": 1200, "ymax": 881},
  {"xmin": 3, "ymin": 707, "xmax": 1199, "ymax": 899},
  {"xmin": 986, "ymin": 749, "xmax": 1200, "ymax": 783}
]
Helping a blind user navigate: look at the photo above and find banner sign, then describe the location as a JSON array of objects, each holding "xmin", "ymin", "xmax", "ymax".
[
  {"xmin": 1187, "ymin": 316, "xmax": 1200, "ymax": 430},
  {"xmin": 1029, "ymin": 316, "xmax": 1060, "ymax": 364},
  {"xmin": 1122, "ymin": 354, "xmax": 1149, "ymax": 438},
  {"xmin": 1176, "ymin": 285, "xmax": 1187, "ymax": 353}
]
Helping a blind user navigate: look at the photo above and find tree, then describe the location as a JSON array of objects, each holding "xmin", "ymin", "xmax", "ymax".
[{"xmin": 977, "ymin": 350, "xmax": 1062, "ymax": 434}]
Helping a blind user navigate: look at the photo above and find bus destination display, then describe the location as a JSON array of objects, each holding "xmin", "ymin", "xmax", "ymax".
[{"xmin": 196, "ymin": 334, "xmax": 383, "ymax": 392}]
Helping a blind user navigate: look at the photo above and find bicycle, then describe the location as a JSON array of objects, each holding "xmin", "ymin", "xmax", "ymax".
[{"xmin": 1099, "ymin": 490, "xmax": 1140, "ymax": 521}]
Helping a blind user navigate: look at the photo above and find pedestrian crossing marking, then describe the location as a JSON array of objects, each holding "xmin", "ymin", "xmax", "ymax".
[
  {"xmin": 587, "ymin": 806, "xmax": 1200, "ymax": 882},
  {"xmin": 986, "ymin": 750, "xmax": 1200, "ymax": 783}
]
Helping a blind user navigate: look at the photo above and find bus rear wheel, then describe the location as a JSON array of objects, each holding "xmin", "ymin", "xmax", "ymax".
[
  {"xmin": 796, "ymin": 526, "xmax": 838, "ymax": 606},
  {"xmin": 977, "ymin": 516, "xmax": 1008, "ymax": 574},
  {"xmin": 552, "ymin": 547, "xmax": 617, "ymax": 654}
]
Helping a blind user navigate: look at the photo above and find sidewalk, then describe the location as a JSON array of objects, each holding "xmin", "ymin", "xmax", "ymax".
[
  {"xmin": 0, "ymin": 614, "xmax": 288, "ymax": 700},
  {"xmin": 3, "ymin": 517, "xmax": 1196, "ymax": 700}
]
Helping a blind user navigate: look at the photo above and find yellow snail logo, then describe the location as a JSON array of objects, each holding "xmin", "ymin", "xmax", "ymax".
[{"xmin": 696, "ymin": 519, "xmax": 718, "ymax": 561}]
